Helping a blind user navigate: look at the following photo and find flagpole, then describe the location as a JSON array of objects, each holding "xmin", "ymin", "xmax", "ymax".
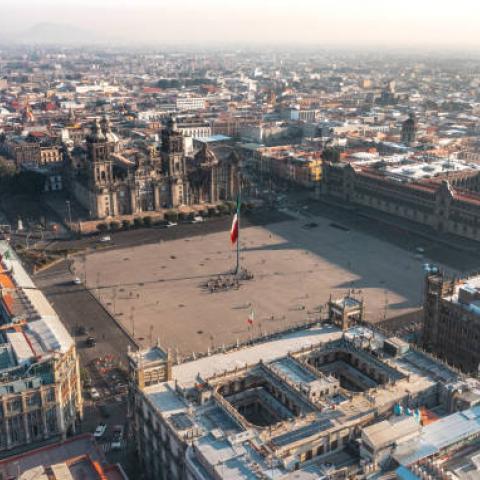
[{"xmin": 235, "ymin": 191, "xmax": 240, "ymax": 275}]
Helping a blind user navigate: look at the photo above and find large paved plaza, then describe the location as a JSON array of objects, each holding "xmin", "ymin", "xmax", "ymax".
[{"xmin": 74, "ymin": 216, "xmax": 429, "ymax": 355}]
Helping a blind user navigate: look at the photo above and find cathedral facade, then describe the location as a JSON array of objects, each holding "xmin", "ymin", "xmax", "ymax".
[{"xmin": 67, "ymin": 117, "xmax": 239, "ymax": 219}]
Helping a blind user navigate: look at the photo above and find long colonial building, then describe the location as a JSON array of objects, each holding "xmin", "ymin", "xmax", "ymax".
[
  {"xmin": 67, "ymin": 116, "xmax": 240, "ymax": 219},
  {"xmin": 0, "ymin": 242, "xmax": 83, "ymax": 453},
  {"xmin": 128, "ymin": 317, "xmax": 479, "ymax": 479},
  {"xmin": 322, "ymin": 157, "xmax": 480, "ymax": 242}
]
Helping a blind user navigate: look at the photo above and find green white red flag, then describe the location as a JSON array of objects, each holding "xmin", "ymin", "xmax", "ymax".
[
  {"xmin": 230, "ymin": 213, "xmax": 238, "ymax": 244},
  {"xmin": 230, "ymin": 197, "xmax": 240, "ymax": 244}
]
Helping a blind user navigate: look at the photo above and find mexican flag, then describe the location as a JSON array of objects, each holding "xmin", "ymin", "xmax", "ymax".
[{"xmin": 230, "ymin": 198, "xmax": 240, "ymax": 244}]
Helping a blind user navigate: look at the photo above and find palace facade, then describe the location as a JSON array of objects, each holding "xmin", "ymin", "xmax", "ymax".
[{"xmin": 322, "ymin": 158, "xmax": 480, "ymax": 242}]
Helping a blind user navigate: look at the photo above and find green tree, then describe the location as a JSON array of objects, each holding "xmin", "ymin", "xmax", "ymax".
[
  {"xmin": 322, "ymin": 147, "xmax": 341, "ymax": 163},
  {"xmin": 143, "ymin": 216, "xmax": 153, "ymax": 227},
  {"xmin": 164, "ymin": 210, "xmax": 178, "ymax": 223},
  {"xmin": 96, "ymin": 222, "xmax": 108, "ymax": 232}
]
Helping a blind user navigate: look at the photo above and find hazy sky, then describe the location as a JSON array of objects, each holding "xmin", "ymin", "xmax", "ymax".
[{"xmin": 2, "ymin": 0, "xmax": 480, "ymax": 47}]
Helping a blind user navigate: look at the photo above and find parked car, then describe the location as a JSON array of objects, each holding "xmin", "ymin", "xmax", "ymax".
[
  {"xmin": 90, "ymin": 387, "xmax": 100, "ymax": 400},
  {"xmin": 111, "ymin": 425, "xmax": 124, "ymax": 450},
  {"xmin": 192, "ymin": 216, "xmax": 204, "ymax": 223},
  {"xmin": 423, "ymin": 263, "xmax": 439, "ymax": 274},
  {"xmin": 73, "ymin": 277, "xmax": 82, "ymax": 285},
  {"xmin": 100, "ymin": 235, "xmax": 111, "ymax": 242},
  {"xmin": 93, "ymin": 423, "xmax": 107, "ymax": 438},
  {"xmin": 85, "ymin": 336, "xmax": 96, "ymax": 347}
]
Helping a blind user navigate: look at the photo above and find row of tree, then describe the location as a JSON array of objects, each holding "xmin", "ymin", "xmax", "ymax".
[{"xmin": 95, "ymin": 201, "xmax": 250, "ymax": 233}]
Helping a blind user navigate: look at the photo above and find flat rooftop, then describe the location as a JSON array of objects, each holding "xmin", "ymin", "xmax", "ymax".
[
  {"xmin": 0, "ymin": 241, "xmax": 74, "ymax": 381},
  {"xmin": 384, "ymin": 158, "xmax": 480, "ymax": 181},
  {"xmin": 138, "ymin": 324, "xmax": 472, "ymax": 479},
  {"xmin": 0, "ymin": 434, "xmax": 127, "ymax": 480}
]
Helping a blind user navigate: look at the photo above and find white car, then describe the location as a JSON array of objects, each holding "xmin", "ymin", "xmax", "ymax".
[
  {"xmin": 192, "ymin": 216, "xmax": 204, "ymax": 223},
  {"xmin": 100, "ymin": 235, "xmax": 111, "ymax": 242},
  {"xmin": 73, "ymin": 277, "xmax": 82, "ymax": 285},
  {"xmin": 90, "ymin": 387, "xmax": 100, "ymax": 400},
  {"xmin": 93, "ymin": 423, "xmax": 107, "ymax": 438},
  {"xmin": 166, "ymin": 222, "xmax": 177, "ymax": 227}
]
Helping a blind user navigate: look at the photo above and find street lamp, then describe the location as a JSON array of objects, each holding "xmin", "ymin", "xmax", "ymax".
[{"xmin": 66, "ymin": 200, "xmax": 72, "ymax": 230}]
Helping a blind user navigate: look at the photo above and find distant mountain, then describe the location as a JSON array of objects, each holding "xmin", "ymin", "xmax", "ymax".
[{"xmin": 15, "ymin": 23, "xmax": 103, "ymax": 45}]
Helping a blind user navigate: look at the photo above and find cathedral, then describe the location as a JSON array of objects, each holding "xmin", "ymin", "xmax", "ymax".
[{"xmin": 67, "ymin": 116, "xmax": 240, "ymax": 219}]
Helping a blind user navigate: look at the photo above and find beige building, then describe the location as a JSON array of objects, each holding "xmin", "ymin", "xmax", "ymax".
[
  {"xmin": 0, "ymin": 241, "xmax": 83, "ymax": 453},
  {"xmin": 128, "ymin": 319, "xmax": 476, "ymax": 479}
]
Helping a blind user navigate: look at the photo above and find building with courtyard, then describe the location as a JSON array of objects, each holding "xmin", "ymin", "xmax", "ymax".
[{"xmin": 128, "ymin": 318, "xmax": 480, "ymax": 479}]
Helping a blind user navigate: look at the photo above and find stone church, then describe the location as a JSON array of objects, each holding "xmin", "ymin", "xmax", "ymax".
[{"xmin": 67, "ymin": 116, "xmax": 239, "ymax": 219}]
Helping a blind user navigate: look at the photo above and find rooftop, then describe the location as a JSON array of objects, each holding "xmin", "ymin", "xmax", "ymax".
[
  {"xmin": 0, "ymin": 241, "xmax": 74, "ymax": 388},
  {"xmin": 393, "ymin": 406, "xmax": 480, "ymax": 466},
  {"xmin": 0, "ymin": 434, "xmax": 128, "ymax": 480}
]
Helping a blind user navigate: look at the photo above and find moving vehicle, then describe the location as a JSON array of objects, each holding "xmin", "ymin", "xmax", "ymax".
[
  {"xmin": 100, "ymin": 235, "xmax": 111, "ymax": 242},
  {"xmin": 93, "ymin": 423, "xmax": 107, "ymax": 438},
  {"xmin": 86, "ymin": 336, "xmax": 96, "ymax": 347},
  {"xmin": 192, "ymin": 216, "xmax": 204, "ymax": 223},
  {"xmin": 73, "ymin": 277, "xmax": 82, "ymax": 285}
]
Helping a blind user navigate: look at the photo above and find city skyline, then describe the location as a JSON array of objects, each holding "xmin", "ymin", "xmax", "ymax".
[{"xmin": 1, "ymin": 0, "xmax": 480, "ymax": 48}]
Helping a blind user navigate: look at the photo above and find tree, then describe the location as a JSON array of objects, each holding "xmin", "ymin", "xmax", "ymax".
[
  {"xmin": 143, "ymin": 216, "xmax": 152, "ymax": 227},
  {"xmin": 217, "ymin": 203, "xmax": 229, "ymax": 215},
  {"xmin": 96, "ymin": 222, "xmax": 108, "ymax": 232},
  {"xmin": 109, "ymin": 221, "xmax": 121, "ymax": 231},
  {"xmin": 133, "ymin": 217, "xmax": 143, "ymax": 228},
  {"xmin": 322, "ymin": 147, "xmax": 341, "ymax": 163},
  {"xmin": 122, "ymin": 219, "xmax": 131, "ymax": 230},
  {"xmin": 164, "ymin": 210, "xmax": 178, "ymax": 223}
]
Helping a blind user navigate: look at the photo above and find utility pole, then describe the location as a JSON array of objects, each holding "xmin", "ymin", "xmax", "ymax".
[{"xmin": 66, "ymin": 200, "xmax": 72, "ymax": 229}]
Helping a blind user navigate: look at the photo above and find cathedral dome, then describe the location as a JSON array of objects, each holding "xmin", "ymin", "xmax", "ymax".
[{"xmin": 194, "ymin": 143, "xmax": 218, "ymax": 166}]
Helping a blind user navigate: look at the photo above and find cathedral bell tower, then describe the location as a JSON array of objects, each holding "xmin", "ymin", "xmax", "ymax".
[
  {"xmin": 160, "ymin": 116, "xmax": 187, "ymax": 207},
  {"xmin": 87, "ymin": 118, "xmax": 114, "ymax": 187},
  {"xmin": 161, "ymin": 116, "xmax": 186, "ymax": 176}
]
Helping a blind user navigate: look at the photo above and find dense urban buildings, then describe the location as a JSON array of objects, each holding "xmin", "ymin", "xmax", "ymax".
[{"xmin": 2, "ymin": 42, "xmax": 480, "ymax": 480}]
